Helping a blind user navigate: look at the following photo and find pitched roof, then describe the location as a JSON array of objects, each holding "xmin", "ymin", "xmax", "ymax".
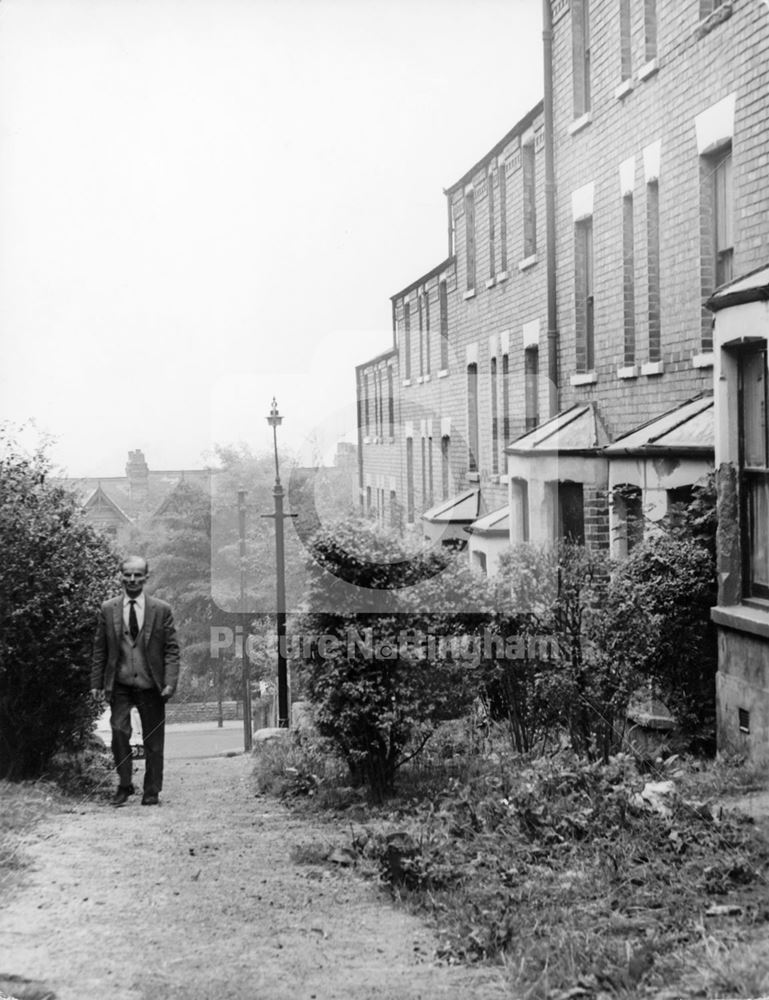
[
  {"xmin": 467, "ymin": 505, "xmax": 510, "ymax": 535},
  {"xmin": 82, "ymin": 484, "xmax": 132, "ymax": 524},
  {"xmin": 422, "ymin": 489, "xmax": 481, "ymax": 524},
  {"xmin": 604, "ymin": 394, "xmax": 714, "ymax": 455},
  {"xmin": 506, "ymin": 402, "xmax": 610, "ymax": 455}
]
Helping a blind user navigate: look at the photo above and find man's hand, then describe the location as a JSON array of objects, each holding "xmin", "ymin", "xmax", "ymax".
[
  {"xmin": 160, "ymin": 685, "xmax": 173, "ymax": 701},
  {"xmin": 90, "ymin": 688, "xmax": 103, "ymax": 700}
]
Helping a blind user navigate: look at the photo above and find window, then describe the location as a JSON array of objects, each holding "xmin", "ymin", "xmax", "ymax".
[
  {"xmin": 558, "ymin": 482, "xmax": 585, "ymax": 543},
  {"xmin": 427, "ymin": 436, "xmax": 434, "ymax": 507},
  {"xmin": 390, "ymin": 489, "xmax": 400, "ymax": 529},
  {"xmin": 403, "ymin": 302, "xmax": 412, "ymax": 380},
  {"xmin": 488, "ymin": 169, "xmax": 496, "ymax": 279},
  {"xmin": 387, "ymin": 367, "xmax": 394, "ymax": 437},
  {"xmin": 441, "ymin": 435, "xmax": 450, "ymax": 499},
  {"xmin": 623, "ymin": 193, "xmax": 636, "ymax": 365},
  {"xmin": 499, "ymin": 163, "xmax": 508, "ymax": 272},
  {"xmin": 502, "ymin": 353, "xmax": 511, "ymax": 444},
  {"xmin": 738, "ymin": 346, "xmax": 769, "ymax": 598},
  {"xmin": 647, "ymin": 181, "xmax": 660, "ymax": 362},
  {"xmin": 421, "ymin": 437, "xmax": 427, "ymax": 507},
  {"xmin": 491, "ymin": 357, "xmax": 499, "ymax": 474},
  {"xmin": 467, "ymin": 363, "xmax": 479, "ymax": 473},
  {"xmin": 619, "ymin": 0, "xmax": 632, "ymax": 80},
  {"xmin": 738, "ymin": 708, "xmax": 750, "ymax": 734},
  {"xmin": 473, "ymin": 551, "xmax": 488, "ymax": 575},
  {"xmin": 572, "ymin": 0, "xmax": 591, "ymax": 118},
  {"xmin": 522, "ymin": 144, "xmax": 537, "ymax": 258},
  {"xmin": 439, "ymin": 281, "xmax": 449, "ymax": 370},
  {"xmin": 644, "ymin": 0, "xmax": 657, "ymax": 63},
  {"xmin": 418, "ymin": 295, "xmax": 424, "ymax": 377},
  {"xmin": 575, "ymin": 218, "xmax": 594, "ymax": 372},
  {"xmin": 714, "ymin": 149, "xmax": 734, "ymax": 288},
  {"xmin": 406, "ymin": 438, "xmax": 415, "ymax": 524},
  {"xmin": 377, "ymin": 369, "xmax": 384, "ymax": 436},
  {"xmin": 465, "ymin": 189, "xmax": 476, "ymax": 291},
  {"xmin": 701, "ymin": 145, "xmax": 734, "ymax": 351},
  {"xmin": 511, "ymin": 478, "xmax": 530, "ymax": 542},
  {"xmin": 366, "ymin": 486, "xmax": 372, "ymax": 514},
  {"xmin": 524, "ymin": 346, "xmax": 539, "ymax": 431},
  {"xmin": 364, "ymin": 374, "xmax": 371, "ymax": 435},
  {"xmin": 424, "ymin": 291, "xmax": 431, "ymax": 375},
  {"xmin": 613, "ymin": 484, "xmax": 643, "ymax": 556}
]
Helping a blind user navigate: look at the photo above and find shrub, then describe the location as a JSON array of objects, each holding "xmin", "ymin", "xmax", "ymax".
[
  {"xmin": 298, "ymin": 519, "xmax": 484, "ymax": 800},
  {"xmin": 0, "ymin": 438, "xmax": 116, "ymax": 779}
]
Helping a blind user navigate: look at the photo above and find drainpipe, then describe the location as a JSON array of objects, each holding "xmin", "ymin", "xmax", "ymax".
[{"xmin": 543, "ymin": 0, "xmax": 559, "ymax": 418}]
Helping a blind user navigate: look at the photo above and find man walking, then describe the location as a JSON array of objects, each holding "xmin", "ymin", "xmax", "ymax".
[{"xmin": 91, "ymin": 555, "xmax": 179, "ymax": 806}]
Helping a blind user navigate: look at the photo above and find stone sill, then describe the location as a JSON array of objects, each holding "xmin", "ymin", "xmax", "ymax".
[
  {"xmin": 463, "ymin": 289, "xmax": 476, "ymax": 301},
  {"xmin": 402, "ymin": 378, "xmax": 412, "ymax": 387},
  {"xmin": 641, "ymin": 360, "xmax": 665, "ymax": 376},
  {"xmin": 692, "ymin": 352, "xmax": 714, "ymax": 369},
  {"xmin": 696, "ymin": 3, "xmax": 733, "ymax": 40},
  {"xmin": 467, "ymin": 472, "xmax": 480, "ymax": 483},
  {"xmin": 363, "ymin": 436, "xmax": 372, "ymax": 444},
  {"xmin": 497, "ymin": 270, "xmax": 508, "ymax": 283},
  {"xmin": 637, "ymin": 58, "xmax": 659, "ymax": 82},
  {"xmin": 569, "ymin": 111, "xmax": 592, "ymax": 136},
  {"xmin": 570, "ymin": 371, "xmax": 598, "ymax": 386},
  {"xmin": 617, "ymin": 365, "xmax": 639, "ymax": 379},
  {"xmin": 422, "ymin": 373, "xmax": 431, "ymax": 382},
  {"xmin": 486, "ymin": 277, "xmax": 496, "ymax": 289},
  {"xmin": 489, "ymin": 475, "xmax": 500, "ymax": 484},
  {"xmin": 518, "ymin": 254, "xmax": 539, "ymax": 272},
  {"xmin": 712, "ymin": 602, "xmax": 769, "ymax": 641},
  {"xmin": 437, "ymin": 369, "xmax": 449, "ymax": 379},
  {"xmin": 615, "ymin": 78, "xmax": 634, "ymax": 101}
]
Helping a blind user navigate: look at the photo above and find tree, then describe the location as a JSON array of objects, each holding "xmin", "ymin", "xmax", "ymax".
[
  {"xmin": 125, "ymin": 480, "xmax": 217, "ymax": 701},
  {"xmin": 0, "ymin": 437, "xmax": 116, "ymax": 779}
]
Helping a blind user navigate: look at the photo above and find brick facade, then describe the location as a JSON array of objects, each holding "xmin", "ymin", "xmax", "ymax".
[{"xmin": 356, "ymin": 0, "xmax": 768, "ymax": 565}]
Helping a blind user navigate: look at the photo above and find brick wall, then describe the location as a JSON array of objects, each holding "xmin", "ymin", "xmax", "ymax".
[
  {"xmin": 355, "ymin": 0, "xmax": 769, "ymax": 554},
  {"xmin": 551, "ymin": 0, "xmax": 769, "ymax": 441}
]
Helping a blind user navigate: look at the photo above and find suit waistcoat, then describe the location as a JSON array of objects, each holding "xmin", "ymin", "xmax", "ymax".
[{"xmin": 117, "ymin": 628, "xmax": 155, "ymax": 689}]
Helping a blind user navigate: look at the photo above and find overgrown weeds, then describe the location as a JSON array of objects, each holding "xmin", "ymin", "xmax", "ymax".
[{"xmin": 262, "ymin": 731, "xmax": 769, "ymax": 998}]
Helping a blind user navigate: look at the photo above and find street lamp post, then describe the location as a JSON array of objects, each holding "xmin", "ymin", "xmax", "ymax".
[
  {"xmin": 238, "ymin": 489, "xmax": 253, "ymax": 751},
  {"xmin": 266, "ymin": 398, "xmax": 290, "ymax": 728}
]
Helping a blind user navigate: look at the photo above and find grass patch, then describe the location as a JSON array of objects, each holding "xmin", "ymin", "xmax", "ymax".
[{"xmin": 0, "ymin": 781, "xmax": 60, "ymax": 899}]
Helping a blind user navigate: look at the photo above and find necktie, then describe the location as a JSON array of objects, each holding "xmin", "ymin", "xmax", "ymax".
[{"xmin": 128, "ymin": 600, "xmax": 139, "ymax": 641}]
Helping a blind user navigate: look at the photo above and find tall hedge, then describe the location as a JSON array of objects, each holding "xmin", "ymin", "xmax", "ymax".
[{"xmin": 0, "ymin": 442, "xmax": 116, "ymax": 779}]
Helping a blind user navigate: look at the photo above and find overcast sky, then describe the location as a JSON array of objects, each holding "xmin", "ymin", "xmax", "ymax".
[{"xmin": 0, "ymin": 0, "xmax": 543, "ymax": 476}]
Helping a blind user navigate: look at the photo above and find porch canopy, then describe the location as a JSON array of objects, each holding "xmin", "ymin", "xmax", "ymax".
[
  {"xmin": 603, "ymin": 394, "xmax": 714, "ymax": 457},
  {"xmin": 467, "ymin": 505, "xmax": 510, "ymax": 535},
  {"xmin": 421, "ymin": 488, "xmax": 481, "ymax": 544},
  {"xmin": 506, "ymin": 401, "xmax": 610, "ymax": 483}
]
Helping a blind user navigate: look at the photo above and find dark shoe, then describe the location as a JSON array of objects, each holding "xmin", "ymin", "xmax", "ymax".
[
  {"xmin": 112, "ymin": 784, "xmax": 135, "ymax": 806},
  {"xmin": 141, "ymin": 793, "xmax": 159, "ymax": 806}
]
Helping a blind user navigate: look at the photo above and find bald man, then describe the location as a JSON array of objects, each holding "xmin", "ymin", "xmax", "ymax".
[{"xmin": 91, "ymin": 555, "xmax": 179, "ymax": 806}]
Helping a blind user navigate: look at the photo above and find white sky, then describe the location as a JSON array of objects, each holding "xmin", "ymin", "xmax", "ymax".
[{"xmin": 0, "ymin": 0, "xmax": 543, "ymax": 476}]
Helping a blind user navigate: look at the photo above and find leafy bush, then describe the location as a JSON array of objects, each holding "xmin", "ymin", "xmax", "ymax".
[
  {"xmin": 298, "ymin": 519, "xmax": 485, "ymax": 800},
  {"xmin": 610, "ymin": 532, "xmax": 717, "ymax": 734},
  {"xmin": 0, "ymin": 438, "xmax": 116, "ymax": 779}
]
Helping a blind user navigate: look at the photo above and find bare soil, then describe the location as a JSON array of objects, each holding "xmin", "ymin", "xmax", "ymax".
[{"xmin": 0, "ymin": 754, "xmax": 509, "ymax": 1000}]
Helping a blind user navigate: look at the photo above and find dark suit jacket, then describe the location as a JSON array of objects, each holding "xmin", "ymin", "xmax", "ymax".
[{"xmin": 91, "ymin": 595, "xmax": 180, "ymax": 698}]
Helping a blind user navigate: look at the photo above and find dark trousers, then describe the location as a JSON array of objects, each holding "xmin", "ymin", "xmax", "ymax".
[{"xmin": 110, "ymin": 683, "xmax": 166, "ymax": 795}]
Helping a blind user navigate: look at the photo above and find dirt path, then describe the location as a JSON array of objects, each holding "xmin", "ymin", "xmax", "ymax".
[{"xmin": 0, "ymin": 754, "xmax": 508, "ymax": 1000}]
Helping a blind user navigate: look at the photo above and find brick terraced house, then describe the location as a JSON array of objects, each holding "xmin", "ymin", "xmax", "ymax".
[
  {"xmin": 356, "ymin": 0, "xmax": 768, "ymax": 569},
  {"xmin": 355, "ymin": 1, "xmax": 769, "ymax": 758}
]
